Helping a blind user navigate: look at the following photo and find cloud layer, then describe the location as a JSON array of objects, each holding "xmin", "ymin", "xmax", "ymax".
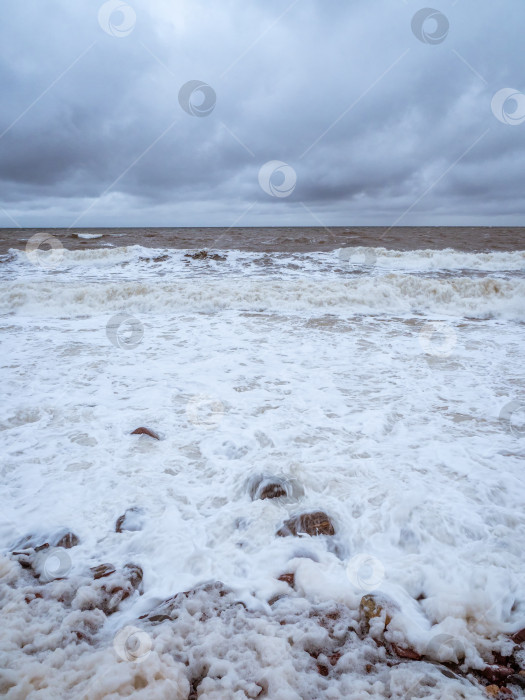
[{"xmin": 1, "ymin": 0, "xmax": 524, "ymax": 227}]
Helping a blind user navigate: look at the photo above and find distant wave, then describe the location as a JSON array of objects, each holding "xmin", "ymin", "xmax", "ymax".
[{"xmin": 7, "ymin": 245, "xmax": 525, "ymax": 272}]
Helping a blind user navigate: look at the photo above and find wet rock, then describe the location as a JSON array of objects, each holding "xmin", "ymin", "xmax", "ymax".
[
  {"xmin": 188, "ymin": 670, "xmax": 209, "ymax": 700},
  {"xmin": 13, "ymin": 531, "xmax": 79, "ymax": 551},
  {"xmin": 184, "ymin": 251, "xmax": 226, "ymax": 261},
  {"xmin": 139, "ymin": 581, "xmax": 242, "ymax": 624},
  {"xmin": 276, "ymin": 512, "xmax": 335, "ymax": 537},
  {"xmin": 278, "ymin": 573, "xmax": 295, "ymax": 587},
  {"xmin": 359, "ymin": 594, "xmax": 394, "ymax": 630},
  {"xmin": 328, "ymin": 652, "xmax": 341, "ymax": 666},
  {"xmin": 139, "ymin": 255, "xmax": 169, "ymax": 263},
  {"xmin": 268, "ymin": 594, "xmax": 287, "ymax": 606},
  {"xmin": 310, "ymin": 646, "xmax": 342, "ymax": 676},
  {"xmin": 97, "ymin": 563, "xmax": 143, "ymax": 615},
  {"xmin": 11, "ymin": 551, "xmax": 35, "ymax": 569},
  {"xmin": 492, "ymin": 651, "xmax": 515, "ymax": 668},
  {"xmin": 485, "ymin": 687, "xmax": 513, "ymax": 698},
  {"xmin": 482, "ymin": 665, "xmax": 514, "ymax": 684},
  {"xmin": 512, "ymin": 628, "xmax": 525, "ymax": 644},
  {"xmin": 507, "ymin": 673, "xmax": 525, "ymax": 689},
  {"xmin": 312, "ymin": 607, "xmax": 343, "ymax": 635},
  {"xmin": 248, "ymin": 475, "xmax": 290, "ymax": 501},
  {"xmin": 391, "ymin": 643, "xmax": 422, "ymax": 661},
  {"xmin": 131, "ymin": 426, "xmax": 160, "ymax": 440},
  {"xmin": 55, "ymin": 532, "xmax": 79, "ymax": 549},
  {"xmin": 100, "ymin": 587, "xmax": 128, "ymax": 615},
  {"xmin": 123, "ymin": 562, "xmax": 143, "ymax": 589},
  {"xmin": 90, "ymin": 563, "xmax": 116, "ymax": 580},
  {"xmin": 115, "ymin": 507, "xmax": 144, "ymax": 533},
  {"xmin": 35, "ymin": 543, "xmax": 51, "ymax": 552},
  {"xmin": 185, "ymin": 250, "xmax": 208, "ymax": 259},
  {"xmin": 260, "ymin": 483, "xmax": 287, "ymax": 499},
  {"xmin": 438, "ymin": 667, "xmax": 464, "ymax": 682},
  {"xmin": 12, "ymin": 531, "xmax": 79, "ymax": 577}
]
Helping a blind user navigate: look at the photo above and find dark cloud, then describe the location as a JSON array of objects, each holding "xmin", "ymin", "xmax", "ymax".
[{"xmin": 0, "ymin": 0, "xmax": 524, "ymax": 227}]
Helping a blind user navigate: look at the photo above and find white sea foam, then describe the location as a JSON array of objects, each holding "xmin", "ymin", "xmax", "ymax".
[
  {"xmin": 336, "ymin": 245, "xmax": 525, "ymax": 271},
  {"xmin": 1, "ymin": 245, "xmax": 524, "ymax": 698},
  {"xmin": 1, "ymin": 275, "xmax": 524, "ymax": 320},
  {"xmin": 8, "ymin": 244, "xmax": 525, "ymax": 271}
]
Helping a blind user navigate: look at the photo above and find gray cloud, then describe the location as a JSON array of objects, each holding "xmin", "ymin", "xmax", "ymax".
[{"xmin": 0, "ymin": 0, "xmax": 524, "ymax": 228}]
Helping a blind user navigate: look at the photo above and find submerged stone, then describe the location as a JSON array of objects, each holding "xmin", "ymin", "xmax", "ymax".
[
  {"xmin": 90, "ymin": 563, "xmax": 116, "ymax": 580},
  {"xmin": 360, "ymin": 594, "xmax": 395, "ymax": 629},
  {"xmin": 115, "ymin": 507, "xmax": 144, "ymax": 533},
  {"xmin": 131, "ymin": 427, "xmax": 160, "ymax": 440},
  {"xmin": 249, "ymin": 475, "xmax": 290, "ymax": 501},
  {"xmin": 278, "ymin": 573, "xmax": 295, "ymax": 587},
  {"xmin": 276, "ymin": 512, "xmax": 335, "ymax": 537},
  {"xmin": 55, "ymin": 532, "xmax": 79, "ymax": 549}
]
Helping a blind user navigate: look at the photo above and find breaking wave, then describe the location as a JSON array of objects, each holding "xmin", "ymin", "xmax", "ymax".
[{"xmin": 2, "ymin": 275, "xmax": 524, "ymax": 319}]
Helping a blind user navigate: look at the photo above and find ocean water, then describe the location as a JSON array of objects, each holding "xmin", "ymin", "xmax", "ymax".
[{"xmin": 1, "ymin": 231, "xmax": 525, "ymax": 699}]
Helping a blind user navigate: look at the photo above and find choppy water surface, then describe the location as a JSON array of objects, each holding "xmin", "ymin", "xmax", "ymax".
[{"xmin": 1, "ymin": 234, "xmax": 524, "ymax": 699}]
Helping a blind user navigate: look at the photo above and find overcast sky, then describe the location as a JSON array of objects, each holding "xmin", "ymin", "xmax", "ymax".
[{"xmin": 1, "ymin": 0, "xmax": 524, "ymax": 228}]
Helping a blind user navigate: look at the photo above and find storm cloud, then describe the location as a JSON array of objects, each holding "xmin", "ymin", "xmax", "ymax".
[{"xmin": 0, "ymin": 0, "xmax": 524, "ymax": 227}]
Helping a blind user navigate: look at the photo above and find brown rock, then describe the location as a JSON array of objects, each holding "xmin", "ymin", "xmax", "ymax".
[
  {"xmin": 131, "ymin": 427, "xmax": 160, "ymax": 440},
  {"xmin": 317, "ymin": 663, "xmax": 329, "ymax": 676},
  {"xmin": 278, "ymin": 573, "xmax": 295, "ymax": 587},
  {"xmin": 268, "ymin": 594, "xmax": 286, "ymax": 606},
  {"xmin": 13, "ymin": 532, "xmax": 79, "ymax": 551},
  {"xmin": 508, "ymin": 674, "xmax": 525, "ymax": 689},
  {"xmin": 115, "ymin": 507, "xmax": 143, "ymax": 533},
  {"xmin": 35, "ymin": 543, "xmax": 50, "ymax": 552},
  {"xmin": 90, "ymin": 563, "xmax": 116, "ymax": 580},
  {"xmin": 512, "ymin": 628, "xmax": 525, "ymax": 644},
  {"xmin": 482, "ymin": 666, "xmax": 514, "ymax": 684},
  {"xmin": 99, "ymin": 564, "xmax": 143, "ymax": 615},
  {"xmin": 184, "ymin": 251, "xmax": 226, "ymax": 261},
  {"xmin": 276, "ymin": 512, "xmax": 335, "ymax": 537},
  {"xmin": 249, "ymin": 475, "xmax": 290, "ymax": 501},
  {"xmin": 24, "ymin": 592, "xmax": 43, "ymax": 603},
  {"xmin": 123, "ymin": 563, "xmax": 143, "ymax": 589},
  {"xmin": 260, "ymin": 483, "xmax": 287, "ymax": 500},
  {"xmin": 328, "ymin": 652, "xmax": 341, "ymax": 666},
  {"xmin": 139, "ymin": 581, "xmax": 240, "ymax": 623},
  {"xmin": 391, "ymin": 643, "xmax": 422, "ymax": 661},
  {"xmin": 360, "ymin": 594, "xmax": 393, "ymax": 628},
  {"xmin": 55, "ymin": 532, "xmax": 79, "ymax": 549},
  {"xmin": 485, "ymin": 688, "xmax": 513, "ymax": 698},
  {"xmin": 101, "ymin": 585, "xmax": 130, "ymax": 615},
  {"xmin": 11, "ymin": 551, "xmax": 34, "ymax": 568},
  {"xmin": 185, "ymin": 250, "xmax": 208, "ymax": 259}
]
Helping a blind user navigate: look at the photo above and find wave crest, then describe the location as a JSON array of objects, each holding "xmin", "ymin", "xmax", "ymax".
[{"xmin": 2, "ymin": 275, "xmax": 523, "ymax": 319}]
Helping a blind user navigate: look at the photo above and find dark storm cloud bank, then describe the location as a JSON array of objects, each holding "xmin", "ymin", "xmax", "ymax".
[{"xmin": 0, "ymin": 0, "xmax": 524, "ymax": 227}]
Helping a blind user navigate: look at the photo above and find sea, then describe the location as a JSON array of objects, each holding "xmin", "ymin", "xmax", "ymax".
[{"xmin": 1, "ymin": 227, "xmax": 524, "ymax": 699}]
